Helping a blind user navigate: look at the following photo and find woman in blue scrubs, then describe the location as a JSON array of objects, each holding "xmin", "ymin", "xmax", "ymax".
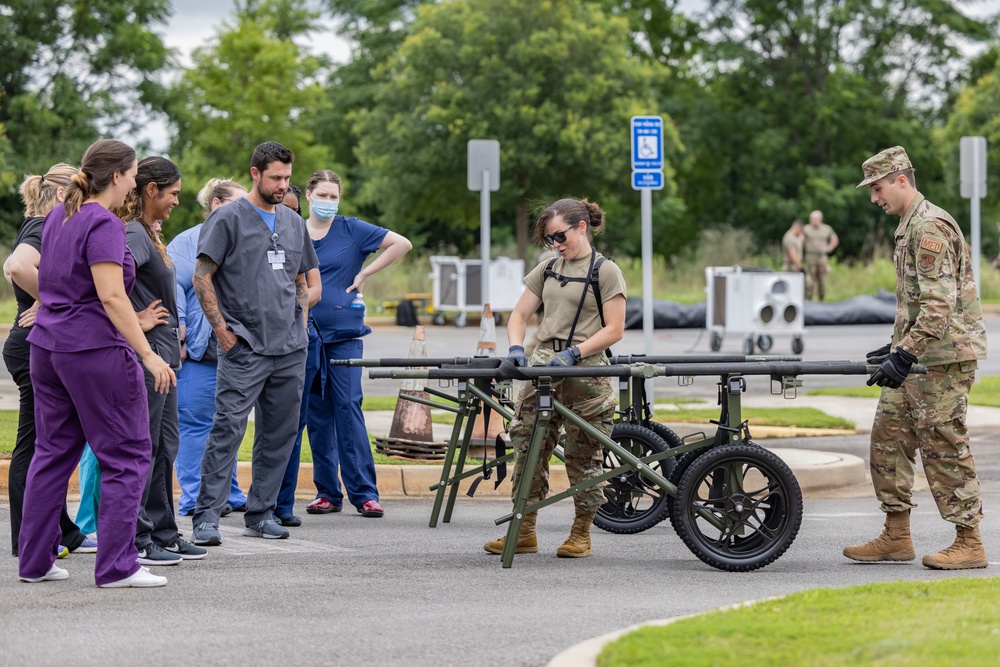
[{"xmin": 301, "ymin": 170, "xmax": 411, "ymax": 518}]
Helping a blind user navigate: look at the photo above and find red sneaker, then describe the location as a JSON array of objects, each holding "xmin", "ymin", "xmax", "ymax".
[
  {"xmin": 358, "ymin": 500, "xmax": 384, "ymax": 518},
  {"xmin": 306, "ymin": 497, "xmax": 342, "ymax": 514}
]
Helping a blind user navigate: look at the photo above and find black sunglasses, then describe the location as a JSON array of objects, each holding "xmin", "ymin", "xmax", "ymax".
[{"xmin": 544, "ymin": 222, "xmax": 579, "ymax": 246}]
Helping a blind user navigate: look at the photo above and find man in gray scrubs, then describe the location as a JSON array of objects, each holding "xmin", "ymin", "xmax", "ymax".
[{"xmin": 191, "ymin": 141, "xmax": 319, "ymax": 544}]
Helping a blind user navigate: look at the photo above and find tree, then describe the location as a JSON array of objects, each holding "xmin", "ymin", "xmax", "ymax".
[
  {"xmin": 628, "ymin": 0, "xmax": 991, "ymax": 259},
  {"xmin": 350, "ymin": 0, "xmax": 683, "ymax": 259},
  {"xmin": 935, "ymin": 51, "xmax": 1000, "ymax": 252},
  {"xmin": 0, "ymin": 0, "xmax": 171, "ymax": 240},
  {"xmin": 164, "ymin": 0, "xmax": 334, "ymax": 239}
]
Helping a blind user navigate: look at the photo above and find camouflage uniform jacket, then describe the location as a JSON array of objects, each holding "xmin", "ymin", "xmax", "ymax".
[{"xmin": 892, "ymin": 193, "xmax": 987, "ymax": 366}]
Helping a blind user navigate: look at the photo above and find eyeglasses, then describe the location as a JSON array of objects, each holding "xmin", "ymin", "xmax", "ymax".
[{"xmin": 544, "ymin": 222, "xmax": 579, "ymax": 246}]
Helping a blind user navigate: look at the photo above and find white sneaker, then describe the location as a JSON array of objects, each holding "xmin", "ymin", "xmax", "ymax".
[
  {"xmin": 19, "ymin": 564, "xmax": 69, "ymax": 583},
  {"xmin": 98, "ymin": 565, "xmax": 167, "ymax": 588}
]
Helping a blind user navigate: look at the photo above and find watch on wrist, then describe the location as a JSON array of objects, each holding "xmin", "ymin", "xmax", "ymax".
[{"xmin": 570, "ymin": 345, "xmax": 582, "ymax": 360}]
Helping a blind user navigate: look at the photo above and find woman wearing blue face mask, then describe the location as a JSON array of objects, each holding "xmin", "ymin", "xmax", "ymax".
[{"xmin": 296, "ymin": 170, "xmax": 411, "ymax": 520}]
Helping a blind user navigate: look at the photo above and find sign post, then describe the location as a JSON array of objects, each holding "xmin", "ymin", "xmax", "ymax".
[
  {"xmin": 468, "ymin": 140, "xmax": 501, "ymax": 305},
  {"xmin": 960, "ymin": 136, "xmax": 987, "ymax": 292},
  {"xmin": 631, "ymin": 116, "xmax": 664, "ymax": 398}
]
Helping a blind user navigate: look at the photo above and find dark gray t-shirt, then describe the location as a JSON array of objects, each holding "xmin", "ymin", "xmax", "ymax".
[
  {"xmin": 197, "ymin": 197, "xmax": 319, "ymax": 355},
  {"xmin": 126, "ymin": 221, "xmax": 181, "ymax": 368}
]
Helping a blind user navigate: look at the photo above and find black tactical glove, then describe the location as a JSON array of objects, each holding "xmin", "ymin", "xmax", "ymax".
[
  {"xmin": 866, "ymin": 342, "xmax": 892, "ymax": 365},
  {"xmin": 866, "ymin": 348, "xmax": 917, "ymax": 388},
  {"xmin": 505, "ymin": 345, "xmax": 527, "ymax": 367}
]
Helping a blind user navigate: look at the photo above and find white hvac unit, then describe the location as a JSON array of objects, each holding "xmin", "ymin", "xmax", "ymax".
[
  {"xmin": 704, "ymin": 267, "xmax": 805, "ymax": 354},
  {"xmin": 429, "ymin": 256, "xmax": 526, "ymax": 327}
]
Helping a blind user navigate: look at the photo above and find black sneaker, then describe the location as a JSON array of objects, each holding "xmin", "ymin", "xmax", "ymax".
[
  {"xmin": 164, "ymin": 538, "xmax": 208, "ymax": 560},
  {"xmin": 242, "ymin": 520, "xmax": 289, "ymax": 540},
  {"xmin": 137, "ymin": 543, "xmax": 182, "ymax": 566}
]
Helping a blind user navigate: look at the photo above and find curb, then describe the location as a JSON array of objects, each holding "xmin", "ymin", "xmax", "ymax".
[
  {"xmin": 0, "ymin": 447, "xmax": 865, "ymax": 499},
  {"xmin": 547, "ymin": 598, "xmax": 775, "ymax": 667}
]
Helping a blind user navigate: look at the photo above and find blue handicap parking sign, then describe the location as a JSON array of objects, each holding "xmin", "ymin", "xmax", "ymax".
[{"xmin": 631, "ymin": 116, "xmax": 663, "ymax": 171}]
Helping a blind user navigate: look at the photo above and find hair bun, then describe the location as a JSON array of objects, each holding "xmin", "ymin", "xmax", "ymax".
[
  {"xmin": 583, "ymin": 200, "xmax": 605, "ymax": 229},
  {"xmin": 71, "ymin": 171, "xmax": 90, "ymax": 189}
]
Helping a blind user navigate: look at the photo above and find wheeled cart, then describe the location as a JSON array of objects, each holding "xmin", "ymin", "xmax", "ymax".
[
  {"xmin": 429, "ymin": 256, "xmax": 525, "ymax": 327},
  {"xmin": 705, "ymin": 266, "xmax": 806, "ymax": 354}
]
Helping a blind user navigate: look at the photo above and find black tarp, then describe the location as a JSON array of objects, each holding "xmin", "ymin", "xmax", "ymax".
[{"xmin": 624, "ymin": 289, "xmax": 896, "ymax": 329}]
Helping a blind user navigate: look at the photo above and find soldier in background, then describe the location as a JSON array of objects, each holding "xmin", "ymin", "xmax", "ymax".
[
  {"xmin": 844, "ymin": 146, "xmax": 988, "ymax": 570},
  {"xmin": 781, "ymin": 219, "xmax": 804, "ymax": 272},
  {"xmin": 802, "ymin": 209, "xmax": 838, "ymax": 300}
]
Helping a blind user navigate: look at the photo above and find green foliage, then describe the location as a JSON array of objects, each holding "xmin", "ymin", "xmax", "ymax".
[
  {"xmin": 811, "ymin": 375, "xmax": 1000, "ymax": 408},
  {"xmin": 632, "ymin": 0, "xmax": 993, "ymax": 260},
  {"xmin": 599, "ymin": 577, "xmax": 1000, "ymax": 667},
  {"xmin": 163, "ymin": 0, "xmax": 335, "ymax": 240},
  {"xmin": 0, "ymin": 0, "xmax": 172, "ymax": 242},
  {"xmin": 350, "ymin": 0, "xmax": 684, "ymax": 259},
  {"xmin": 653, "ymin": 406, "xmax": 854, "ymax": 430},
  {"xmin": 934, "ymin": 54, "xmax": 1000, "ymax": 240}
]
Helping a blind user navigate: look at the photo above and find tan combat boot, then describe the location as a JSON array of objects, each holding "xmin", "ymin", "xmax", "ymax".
[
  {"xmin": 484, "ymin": 512, "xmax": 538, "ymax": 554},
  {"xmin": 556, "ymin": 511, "xmax": 596, "ymax": 558},
  {"xmin": 843, "ymin": 510, "xmax": 916, "ymax": 562},
  {"xmin": 922, "ymin": 525, "xmax": 988, "ymax": 570}
]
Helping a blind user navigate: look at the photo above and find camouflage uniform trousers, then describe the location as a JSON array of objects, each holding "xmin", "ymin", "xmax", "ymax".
[
  {"xmin": 508, "ymin": 347, "xmax": 616, "ymax": 514},
  {"xmin": 870, "ymin": 361, "xmax": 982, "ymax": 527},
  {"xmin": 804, "ymin": 256, "xmax": 829, "ymax": 301}
]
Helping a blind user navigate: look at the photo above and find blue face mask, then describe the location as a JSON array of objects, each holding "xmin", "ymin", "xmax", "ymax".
[{"xmin": 311, "ymin": 200, "xmax": 339, "ymax": 220}]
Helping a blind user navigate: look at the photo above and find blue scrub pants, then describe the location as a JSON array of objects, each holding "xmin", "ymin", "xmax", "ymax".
[
  {"xmin": 174, "ymin": 359, "xmax": 246, "ymax": 515},
  {"xmin": 276, "ymin": 327, "xmax": 323, "ymax": 519},
  {"xmin": 75, "ymin": 444, "xmax": 101, "ymax": 535},
  {"xmin": 309, "ymin": 339, "xmax": 379, "ymax": 509}
]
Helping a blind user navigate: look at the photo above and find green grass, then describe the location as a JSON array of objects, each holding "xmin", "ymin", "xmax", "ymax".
[
  {"xmin": 810, "ymin": 375, "xmax": 1000, "ymax": 408},
  {"xmin": 652, "ymin": 406, "xmax": 854, "ymax": 429},
  {"xmin": 598, "ymin": 577, "xmax": 1000, "ymax": 667}
]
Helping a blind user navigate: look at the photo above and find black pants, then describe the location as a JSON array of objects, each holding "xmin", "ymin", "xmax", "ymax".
[{"xmin": 4, "ymin": 351, "xmax": 86, "ymax": 556}]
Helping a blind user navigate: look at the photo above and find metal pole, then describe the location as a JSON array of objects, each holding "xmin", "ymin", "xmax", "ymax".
[
  {"xmin": 481, "ymin": 168, "xmax": 491, "ymax": 307},
  {"xmin": 971, "ymin": 142, "xmax": 982, "ymax": 294},
  {"xmin": 641, "ymin": 187, "xmax": 654, "ymax": 403}
]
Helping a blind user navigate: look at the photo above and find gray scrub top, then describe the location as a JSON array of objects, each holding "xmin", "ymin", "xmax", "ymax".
[
  {"xmin": 197, "ymin": 197, "xmax": 319, "ymax": 355},
  {"xmin": 125, "ymin": 221, "xmax": 181, "ymax": 368}
]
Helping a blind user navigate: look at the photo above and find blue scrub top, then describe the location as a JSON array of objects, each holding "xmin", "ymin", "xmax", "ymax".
[{"xmin": 310, "ymin": 215, "xmax": 388, "ymax": 344}]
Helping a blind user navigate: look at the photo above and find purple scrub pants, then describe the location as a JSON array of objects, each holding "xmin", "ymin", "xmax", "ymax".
[{"xmin": 19, "ymin": 346, "xmax": 150, "ymax": 586}]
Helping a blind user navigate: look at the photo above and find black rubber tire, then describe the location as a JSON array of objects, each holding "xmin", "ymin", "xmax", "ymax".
[
  {"xmin": 665, "ymin": 447, "xmax": 713, "ymax": 531},
  {"xmin": 756, "ymin": 334, "xmax": 773, "ymax": 352},
  {"xmin": 594, "ymin": 423, "xmax": 674, "ymax": 534},
  {"xmin": 494, "ymin": 312, "xmax": 503, "ymax": 325},
  {"xmin": 791, "ymin": 335, "xmax": 804, "ymax": 354},
  {"xmin": 431, "ymin": 312, "xmax": 446, "ymax": 326},
  {"xmin": 672, "ymin": 443, "xmax": 802, "ymax": 571},
  {"xmin": 710, "ymin": 331, "xmax": 723, "ymax": 352},
  {"xmin": 742, "ymin": 335, "xmax": 754, "ymax": 355}
]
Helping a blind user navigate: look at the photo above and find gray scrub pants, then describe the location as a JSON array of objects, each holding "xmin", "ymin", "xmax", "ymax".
[{"xmin": 193, "ymin": 340, "xmax": 307, "ymax": 527}]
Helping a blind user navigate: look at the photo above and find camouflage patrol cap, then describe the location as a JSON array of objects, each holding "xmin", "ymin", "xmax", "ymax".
[{"xmin": 857, "ymin": 146, "xmax": 913, "ymax": 189}]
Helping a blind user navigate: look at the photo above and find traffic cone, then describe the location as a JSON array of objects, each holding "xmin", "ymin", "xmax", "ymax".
[
  {"xmin": 375, "ymin": 326, "xmax": 445, "ymax": 460},
  {"xmin": 476, "ymin": 303, "xmax": 497, "ymax": 356},
  {"xmin": 472, "ymin": 303, "xmax": 507, "ymax": 458}
]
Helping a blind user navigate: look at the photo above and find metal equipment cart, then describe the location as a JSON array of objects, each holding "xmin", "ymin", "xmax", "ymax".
[
  {"xmin": 429, "ymin": 256, "xmax": 525, "ymax": 327},
  {"xmin": 705, "ymin": 266, "xmax": 806, "ymax": 355}
]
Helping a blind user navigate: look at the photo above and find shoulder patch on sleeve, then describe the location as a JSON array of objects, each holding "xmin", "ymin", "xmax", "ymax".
[{"xmin": 919, "ymin": 236, "xmax": 944, "ymax": 254}]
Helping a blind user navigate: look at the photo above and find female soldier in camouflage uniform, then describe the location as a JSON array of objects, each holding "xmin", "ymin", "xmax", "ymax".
[{"xmin": 484, "ymin": 198, "xmax": 626, "ymax": 559}]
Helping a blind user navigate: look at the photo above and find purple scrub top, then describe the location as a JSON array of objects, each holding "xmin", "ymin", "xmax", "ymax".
[{"xmin": 28, "ymin": 202, "xmax": 136, "ymax": 352}]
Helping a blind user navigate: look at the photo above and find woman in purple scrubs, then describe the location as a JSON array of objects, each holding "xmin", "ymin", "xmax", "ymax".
[{"xmin": 17, "ymin": 139, "xmax": 176, "ymax": 588}]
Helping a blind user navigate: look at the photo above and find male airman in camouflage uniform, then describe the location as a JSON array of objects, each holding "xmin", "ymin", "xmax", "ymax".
[{"xmin": 844, "ymin": 146, "xmax": 988, "ymax": 570}]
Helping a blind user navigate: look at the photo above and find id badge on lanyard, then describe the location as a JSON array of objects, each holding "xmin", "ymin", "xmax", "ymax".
[{"xmin": 268, "ymin": 233, "xmax": 285, "ymax": 270}]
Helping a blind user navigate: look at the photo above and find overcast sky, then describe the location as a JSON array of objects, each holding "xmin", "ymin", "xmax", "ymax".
[{"xmin": 137, "ymin": 0, "xmax": 999, "ymax": 151}]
